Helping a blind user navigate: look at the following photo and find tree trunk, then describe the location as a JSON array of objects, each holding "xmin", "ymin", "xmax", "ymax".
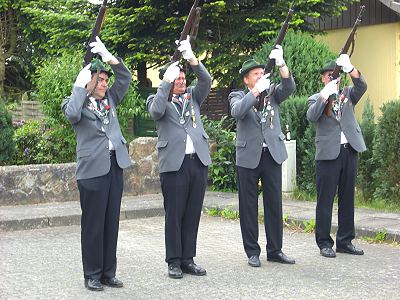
[{"xmin": 137, "ymin": 61, "xmax": 149, "ymax": 87}]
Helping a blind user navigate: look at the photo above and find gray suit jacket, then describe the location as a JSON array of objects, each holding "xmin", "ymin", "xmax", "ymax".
[
  {"xmin": 229, "ymin": 76, "xmax": 296, "ymax": 168},
  {"xmin": 146, "ymin": 62, "xmax": 212, "ymax": 173},
  {"xmin": 307, "ymin": 74, "xmax": 367, "ymax": 160},
  {"xmin": 61, "ymin": 59, "xmax": 132, "ymax": 180}
]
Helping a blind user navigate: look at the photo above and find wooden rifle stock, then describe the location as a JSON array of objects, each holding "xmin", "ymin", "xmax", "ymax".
[
  {"xmin": 83, "ymin": 0, "xmax": 108, "ymax": 67},
  {"xmin": 171, "ymin": 0, "xmax": 200, "ymax": 63},
  {"xmin": 324, "ymin": 5, "xmax": 365, "ymax": 116},
  {"xmin": 168, "ymin": 0, "xmax": 201, "ymax": 101},
  {"xmin": 258, "ymin": 0, "xmax": 295, "ymax": 110}
]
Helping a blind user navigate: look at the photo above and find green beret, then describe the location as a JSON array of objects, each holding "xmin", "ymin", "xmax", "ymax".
[
  {"xmin": 239, "ymin": 59, "xmax": 264, "ymax": 78},
  {"xmin": 90, "ymin": 59, "xmax": 113, "ymax": 77},
  {"xmin": 320, "ymin": 60, "xmax": 336, "ymax": 75}
]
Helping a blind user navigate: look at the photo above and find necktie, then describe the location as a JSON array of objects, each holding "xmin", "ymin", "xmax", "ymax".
[{"xmin": 96, "ymin": 99, "xmax": 101, "ymax": 110}]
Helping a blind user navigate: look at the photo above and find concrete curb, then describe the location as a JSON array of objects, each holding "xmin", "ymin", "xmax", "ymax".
[{"xmin": 0, "ymin": 192, "xmax": 399, "ymax": 243}]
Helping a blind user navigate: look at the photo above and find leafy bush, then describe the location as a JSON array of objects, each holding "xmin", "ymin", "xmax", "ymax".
[
  {"xmin": 297, "ymin": 123, "xmax": 316, "ymax": 194},
  {"xmin": 13, "ymin": 119, "xmax": 76, "ymax": 165},
  {"xmin": 0, "ymin": 101, "xmax": 15, "ymax": 165},
  {"xmin": 279, "ymin": 95, "xmax": 316, "ymax": 194},
  {"xmin": 31, "ymin": 51, "xmax": 141, "ymax": 163},
  {"xmin": 202, "ymin": 116, "xmax": 237, "ymax": 192},
  {"xmin": 372, "ymin": 100, "xmax": 400, "ymax": 203},
  {"xmin": 357, "ymin": 99, "xmax": 376, "ymax": 201},
  {"xmin": 254, "ymin": 31, "xmax": 336, "ymax": 97}
]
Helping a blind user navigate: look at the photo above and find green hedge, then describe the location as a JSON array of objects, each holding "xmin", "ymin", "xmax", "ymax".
[
  {"xmin": 254, "ymin": 31, "xmax": 336, "ymax": 97},
  {"xmin": 0, "ymin": 101, "xmax": 15, "ymax": 165},
  {"xmin": 357, "ymin": 99, "xmax": 376, "ymax": 201},
  {"xmin": 372, "ymin": 100, "xmax": 400, "ymax": 203},
  {"xmin": 202, "ymin": 116, "xmax": 237, "ymax": 192},
  {"xmin": 280, "ymin": 96, "xmax": 316, "ymax": 194},
  {"xmin": 19, "ymin": 51, "xmax": 142, "ymax": 163},
  {"xmin": 13, "ymin": 119, "xmax": 76, "ymax": 165}
]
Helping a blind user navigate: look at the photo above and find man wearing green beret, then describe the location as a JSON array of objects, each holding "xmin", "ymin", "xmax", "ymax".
[
  {"xmin": 62, "ymin": 36, "xmax": 132, "ymax": 291},
  {"xmin": 229, "ymin": 45, "xmax": 296, "ymax": 267},
  {"xmin": 307, "ymin": 54, "xmax": 367, "ymax": 258},
  {"xmin": 147, "ymin": 36, "xmax": 212, "ymax": 279}
]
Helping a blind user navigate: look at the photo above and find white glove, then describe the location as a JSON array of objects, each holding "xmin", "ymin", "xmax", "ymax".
[
  {"xmin": 89, "ymin": 36, "xmax": 115, "ymax": 62},
  {"xmin": 320, "ymin": 79, "xmax": 339, "ymax": 100},
  {"xmin": 336, "ymin": 54, "xmax": 354, "ymax": 73},
  {"xmin": 74, "ymin": 64, "xmax": 92, "ymax": 88},
  {"xmin": 254, "ymin": 73, "xmax": 271, "ymax": 93},
  {"xmin": 163, "ymin": 61, "xmax": 180, "ymax": 82},
  {"xmin": 269, "ymin": 45, "xmax": 285, "ymax": 67},
  {"xmin": 177, "ymin": 35, "xmax": 195, "ymax": 61}
]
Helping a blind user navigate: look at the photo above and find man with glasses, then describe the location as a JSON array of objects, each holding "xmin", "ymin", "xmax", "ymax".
[
  {"xmin": 307, "ymin": 54, "xmax": 367, "ymax": 258},
  {"xmin": 147, "ymin": 36, "xmax": 212, "ymax": 279}
]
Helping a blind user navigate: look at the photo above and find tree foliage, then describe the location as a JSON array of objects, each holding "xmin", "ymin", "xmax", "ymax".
[{"xmin": 9, "ymin": 0, "xmax": 357, "ymax": 92}]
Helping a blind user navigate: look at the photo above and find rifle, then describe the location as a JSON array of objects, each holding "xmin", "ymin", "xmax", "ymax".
[
  {"xmin": 258, "ymin": 0, "xmax": 295, "ymax": 110},
  {"xmin": 171, "ymin": 0, "xmax": 201, "ymax": 63},
  {"xmin": 324, "ymin": 5, "xmax": 365, "ymax": 116},
  {"xmin": 167, "ymin": 0, "xmax": 201, "ymax": 101},
  {"xmin": 83, "ymin": 0, "xmax": 108, "ymax": 67}
]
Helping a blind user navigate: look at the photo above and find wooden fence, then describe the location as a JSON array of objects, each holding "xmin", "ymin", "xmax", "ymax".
[{"xmin": 133, "ymin": 87, "xmax": 231, "ymax": 137}]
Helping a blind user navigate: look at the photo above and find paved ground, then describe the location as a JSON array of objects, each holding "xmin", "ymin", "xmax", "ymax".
[
  {"xmin": 1, "ymin": 215, "xmax": 399, "ymax": 299},
  {"xmin": 1, "ymin": 192, "xmax": 400, "ymax": 243}
]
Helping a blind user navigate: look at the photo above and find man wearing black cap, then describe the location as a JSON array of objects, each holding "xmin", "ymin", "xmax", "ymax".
[
  {"xmin": 147, "ymin": 36, "xmax": 212, "ymax": 279},
  {"xmin": 307, "ymin": 54, "xmax": 367, "ymax": 258},
  {"xmin": 229, "ymin": 45, "xmax": 296, "ymax": 268},
  {"xmin": 62, "ymin": 36, "xmax": 132, "ymax": 291}
]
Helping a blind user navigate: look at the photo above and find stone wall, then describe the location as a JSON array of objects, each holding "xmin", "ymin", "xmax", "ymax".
[{"xmin": 0, "ymin": 137, "xmax": 161, "ymax": 206}]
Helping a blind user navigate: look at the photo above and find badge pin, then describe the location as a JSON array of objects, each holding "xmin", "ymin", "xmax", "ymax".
[
  {"xmin": 193, "ymin": 123, "xmax": 197, "ymax": 128},
  {"xmin": 179, "ymin": 117, "xmax": 185, "ymax": 124},
  {"xmin": 261, "ymin": 117, "xmax": 266, "ymax": 123}
]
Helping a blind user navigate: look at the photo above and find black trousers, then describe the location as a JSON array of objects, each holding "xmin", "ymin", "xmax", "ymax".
[
  {"xmin": 237, "ymin": 148, "xmax": 283, "ymax": 257},
  {"xmin": 315, "ymin": 144, "xmax": 357, "ymax": 249},
  {"xmin": 77, "ymin": 153, "xmax": 123, "ymax": 280},
  {"xmin": 160, "ymin": 154, "xmax": 208, "ymax": 266}
]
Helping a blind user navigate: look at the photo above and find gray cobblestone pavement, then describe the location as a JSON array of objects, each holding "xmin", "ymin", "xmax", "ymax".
[
  {"xmin": 1, "ymin": 215, "xmax": 399, "ymax": 299},
  {"xmin": 1, "ymin": 192, "xmax": 399, "ymax": 242}
]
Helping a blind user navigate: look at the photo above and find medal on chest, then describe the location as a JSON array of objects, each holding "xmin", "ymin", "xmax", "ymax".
[{"xmin": 258, "ymin": 95, "xmax": 274, "ymax": 129}]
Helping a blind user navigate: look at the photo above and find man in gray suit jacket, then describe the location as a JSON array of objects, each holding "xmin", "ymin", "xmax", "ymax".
[
  {"xmin": 62, "ymin": 36, "xmax": 132, "ymax": 291},
  {"xmin": 307, "ymin": 54, "xmax": 367, "ymax": 258},
  {"xmin": 229, "ymin": 45, "xmax": 296, "ymax": 267},
  {"xmin": 147, "ymin": 36, "xmax": 211, "ymax": 279}
]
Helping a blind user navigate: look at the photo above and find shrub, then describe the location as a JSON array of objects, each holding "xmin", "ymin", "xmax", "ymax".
[
  {"xmin": 34, "ymin": 51, "xmax": 141, "ymax": 153},
  {"xmin": 13, "ymin": 119, "xmax": 76, "ymax": 165},
  {"xmin": 372, "ymin": 100, "xmax": 400, "ymax": 203},
  {"xmin": 202, "ymin": 116, "xmax": 237, "ymax": 192},
  {"xmin": 357, "ymin": 99, "xmax": 376, "ymax": 201},
  {"xmin": 279, "ymin": 95, "xmax": 316, "ymax": 194},
  {"xmin": 0, "ymin": 101, "xmax": 15, "ymax": 165},
  {"xmin": 297, "ymin": 123, "xmax": 316, "ymax": 194},
  {"xmin": 253, "ymin": 31, "xmax": 336, "ymax": 97}
]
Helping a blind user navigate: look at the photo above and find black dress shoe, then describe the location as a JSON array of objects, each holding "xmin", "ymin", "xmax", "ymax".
[
  {"xmin": 84, "ymin": 279, "xmax": 104, "ymax": 291},
  {"xmin": 336, "ymin": 244, "xmax": 364, "ymax": 255},
  {"xmin": 267, "ymin": 251, "xmax": 295, "ymax": 264},
  {"xmin": 101, "ymin": 277, "xmax": 124, "ymax": 288},
  {"xmin": 248, "ymin": 255, "xmax": 261, "ymax": 267},
  {"xmin": 168, "ymin": 265, "xmax": 183, "ymax": 279},
  {"xmin": 320, "ymin": 247, "xmax": 336, "ymax": 258},
  {"xmin": 181, "ymin": 263, "xmax": 207, "ymax": 276}
]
